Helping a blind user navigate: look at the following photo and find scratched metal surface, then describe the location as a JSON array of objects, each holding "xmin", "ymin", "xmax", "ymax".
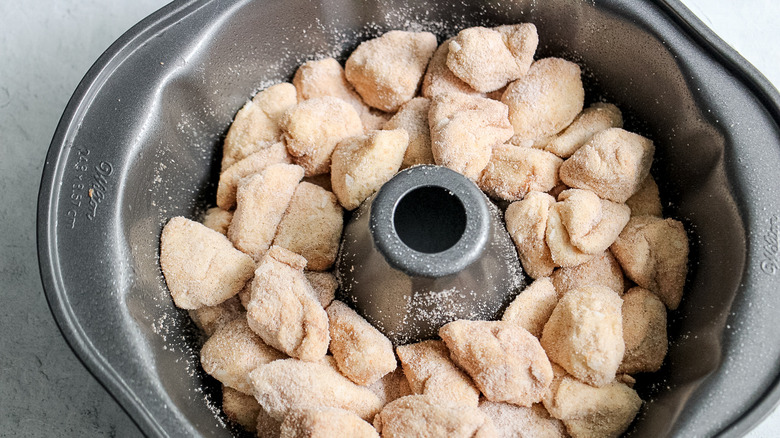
[{"xmin": 2, "ymin": 0, "xmax": 780, "ymax": 437}]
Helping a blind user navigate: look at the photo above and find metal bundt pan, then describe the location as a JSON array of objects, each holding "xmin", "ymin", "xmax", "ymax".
[{"xmin": 38, "ymin": 0, "xmax": 780, "ymax": 436}]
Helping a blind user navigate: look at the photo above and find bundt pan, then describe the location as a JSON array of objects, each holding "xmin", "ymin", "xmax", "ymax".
[{"xmin": 37, "ymin": 0, "xmax": 780, "ymax": 436}]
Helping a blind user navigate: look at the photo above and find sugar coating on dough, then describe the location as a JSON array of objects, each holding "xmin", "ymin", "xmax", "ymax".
[
  {"xmin": 200, "ymin": 318, "xmax": 286, "ymax": 395},
  {"xmin": 501, "ymin": 58, "xmax": 584, "ymax": 143},
  {"xmin": 327, "ymin": 300, "xmax": 397, "ymax": 385},
  {"xmin": 161, "ymin": 217, "xmax": 255, "ymax": 309},
  {"xmin": 227, "ymin": 163, "xmax": 304, "ymax": 260},
  {"xmin": 479, "ymin": 401, "xmax": 567, "ymax": 438},
  {"xmin": 610, "ymin": 216, "xmax": 688, "ymax": 310},
  {"xmin": 440, "ymin": 320, "xmax": 553, "ymax": 406},
  {"xmin": 279, "ymin": 407, "xmax": 379, "ymax": 438},
  {"xmin": 626, "ymin": 175, "xmax": 663, "ymax": 217},
  {"xmin": 545, "ymin": 103, "xmax": 623, "ymax": 159},
  {"xmin": 345, "ymin": 30, "xmax": 437, "ymax": 112},
  {"xmin": 505, "ymin": 191, "xmax": 556, "ymax": 279},
  {"xmin": 216, "ymin": 142, "xmax": 292, "ymax": 210},
  {"xmin": 550, "ymin": 250, "xmax": 625, "ymax": 297},
  {"xmin": 246, "ymin": 246, "xmax": 330, "ymax": 361},
  {"xmin": 367, "ymin": 367, "xmax": 408, "ymax": 408},
  {"xmin": 396, "ymin": 340, "xmax": 480, "ymax": 407},
  {"xmin": 249, "ymin": 358, "xmax": 383, "ymax": 422},
  {"xmin": 304, "ymin": 271, "xmax": 338, "ymax": 308},
  {"xmin": 559, "ymin": 127, "xmax": 655, "ymax": 203},
  {"xmin": 273, "ymin": 182, "xmax": 343, "ymax": 271},
  {"xmin": 331, "ymin": 128, "xmax": 409, "ymax": 210},
  {"xmin": 422, "ymin": 39, "xmax": 484, "ymax": 99},
  {"xmin": 293, "ymin": 57, "xmax": 387, "ymax": 130},
  {"xmin": 222, "ymin": 385, "xmax": 262, "ymax": 432},
  {"xmin": 222, "ymin": 83, "xmax": 297, "ymax": 171},
  {"xmin": 478, "ymin": 144, "xmax": 563, "ymax": 201},
  {"xmin": 188, "ymin": 296, "xmax": 244, "ymax": 337},
  {"xmin": 384, "ymin": 97, "xmax": 434, "ymax": 168},
  {"xmin": 373, "ymin": 395, "xmax": 497, "ymax": 438},
  {"xmin": 280, "ymin": 96, "xmax": 364, "ymax": 176},
  {"xmin": 502, "ymin": 277, "xmax": 559, "ymax": 338},
  {"xmin": 619, "ymin": 287, "xmax": 668, "ymax": 374},
  {"xmin": 546, "ymin": 189, "xmax": 631, "ymax": 267},
  {"xmin": 541, "ymin": 286, "xmax": 624, "ymax": 387},
  {"xmin": 429, "ymin": 93, "xmax": 514, "ymax": 180},
  {"xmin": 201, "ymin": 207, "xmax": 233, "ymax": 236},
  {"xmin": 545, "ymin": 377, "xmax": 641, "ymax": 438},
  {"xmin": 447, "ymin": 24, "xmax": 538, "ymax": 93}
]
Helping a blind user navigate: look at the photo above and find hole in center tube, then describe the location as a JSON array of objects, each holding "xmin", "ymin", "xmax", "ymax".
[{"xmin": 393, "ymin": 186, "xmax": 467, "ymax": 254}]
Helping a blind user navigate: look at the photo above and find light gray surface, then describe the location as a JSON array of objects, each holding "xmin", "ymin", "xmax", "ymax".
[{"xmin": 0, "ymin": 0, "xmax": 777, "ymax": 436}]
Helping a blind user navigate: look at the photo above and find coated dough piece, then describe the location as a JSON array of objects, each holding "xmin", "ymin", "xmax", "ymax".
[
  {"xmin": 447, "ymin": 24, "xmax": 538, "ymax": 93},
  {"xmin": 501, "ymin": 58, "xmax": 584, "ymax": 143},
  {"xmin": 200, "ymin": 318, "xmax": 286, "ymax": 394},
  {"xmin": 201, "ymin": 207, "xmax": 233, "ymax": 235},
  {"xmin": 422, "ymin": 39, "xmax": 483, "ymax": 99},
  {"xmin": 545, "ymin": 103, "xmax": 623, "ymax": 159},
  {"xmin": 249, "ymin": 358, "xmax": 383, "ymax": 422},
  {"xmin": 626, "ymin": 175, "xmax": 663, "ymax": 217},
  {"xmin": 247, "ymin": 246, "xmax": 330, "ymax": 361},
  {"xmin": 384, "ymin": 97, "xmax": 434, "ymax": 168},
  {"xmin": 280, "ymin": 96, "xmax": 364, "ymax": 176},
  {"xmin": 373, "ymin": 395, "xmax": 498, "ymax": 438},
  {"xmin": 368, "ymin": 367, "xmax": 410, "ymax": 408},
  {"xmin": 440, "ymin": 320, "xmax": 553, "ymax": 406},
  {"xmin": 227, "ymin": 163, "xmax": 304, "ymax": 261},
  {"xmin": 161, "ymin": 217, "xmax": 254, "ymax": 309},
  {"xmin": 559, "ymin": 127, "xmax": 655, "ymax": 203},
  {"xmin": 188, "ymin": 296, "xmax": 244, "ymax": 337},
  {"xmin": 280, "ymin": 407, "xmax": 379, "ymax": 438},
  {"xmin": 216, "ymin": 142, "xmax": 292, "ymax": 210},
  {"xmin": 273, "ymin": 182, "xmax": 343, "ymax": 271},
  {"xmin": 545, "ymin": 377, "xmax": 641, "ymax": 438},
  {"xmin": 345, "ymin": 30, "xmax": 438, "ymax": 112},
  {"xmin": 331, "ymin": 128, "xmax": 409, "ymax": 210},
  {"xmin": 478, "ymin": 144, "xmax": 563, "ymax": 201},
  {"xmin": 327, "ymin": 300, "xmax": 397, "ymax": 385},
  {"xmin": 429, "ymin": 93, "xmax": 514, "ymax": 180},
  {"xmin": 550, "ymin": 250, "xmax": 625, "ymax": 296},
  {"xmin": 546, "ymin": 189, "xmax": 631, "ymax": 267},
  {"xmin": 396, "ymin": 340, "xmax": 480, "ymax": 407},
  {"xmin": 222, "ymin": 83, "xmax": 297, "ymax": 171},
  {"xmin": 541, "ymin": 286, "xmax": 624, "ymax": 387},
  {"xmin": 222, "ymin": 386, "xmax": 262, "ymax": 432},
  {"xmin": 292, "ymin": 57, "xmax": 387, "ymax": 130},
  {"xmin": 610, "ymin": 215, "xmax": 688, "ymax": 309},
  {"xmin": 501, "ymin": 277, "xmax": 559, "ymax": 338},
  {"xmin": 505, "ymin": 191, "xmax": 556, "ymax": 279},
  {"xmin": 479, "ymin": 401, "xmax": 566, "ymax": 438},
  {"xmin": 619, "ymin": 287, "xmax": 668, "ymax": 374},
  {"xmin": 304, "ymin": 271, "xmax": 337, "ymax": 308}
]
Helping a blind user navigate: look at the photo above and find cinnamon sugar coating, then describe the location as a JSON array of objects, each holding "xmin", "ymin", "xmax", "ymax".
[
  {"xmin": 161, "ymin": 217, "xmax": 254, "ymax": 309},
  {"xmin": 246, "ymin": 246, "xmax": 330, "ymax": 361},
  {"xmin": 200, "ymin": 318, "xmax": 285, "ymax": 394},
  {"xmin": 440, "ymin": 320, "xmax": 553, "ymax": 406},
  {"xmin": 327, "ymin": 300, "xmax": 397, "ymax": 385},
  {"xmin": 396, "ymin": 340, "xmax": 480, "ymax": 407},
  {"xmin": 280, "ymin": 96, "xmax": 363, "ymax": 176},
  {"xmin": 345, "ymin": 31, "xmax": 437, "ymax": 112},
  {"xmin": 373, "ymin": 395, "xmax": 498, "ymax": 438},
  {"xmin": 541, "ymin": 286, "xmax": 624, "ymax": 387},
  {"xmin": 273, "ymin": 182, "xmax": 343, "ymax": 270}
]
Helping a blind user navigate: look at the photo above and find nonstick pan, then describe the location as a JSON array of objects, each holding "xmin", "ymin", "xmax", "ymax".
[{"xmin": 37, "ymin": 0, "xmax": 780, "ymax": 436}]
